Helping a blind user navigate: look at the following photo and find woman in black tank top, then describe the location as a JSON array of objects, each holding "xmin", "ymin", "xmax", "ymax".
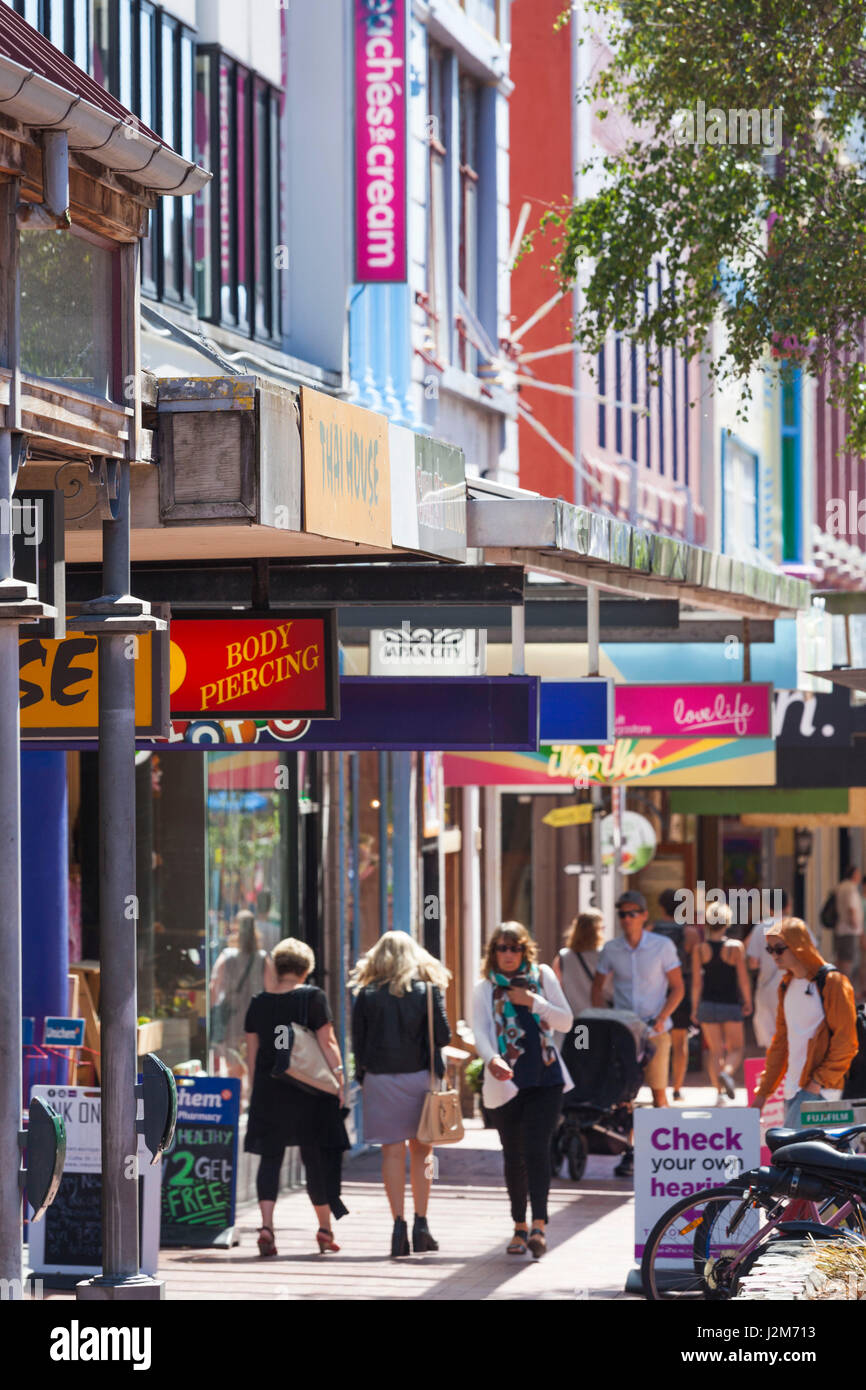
[{"xmin": 690, "ymin": 905, "xmax": 753, "ymax": 1102}]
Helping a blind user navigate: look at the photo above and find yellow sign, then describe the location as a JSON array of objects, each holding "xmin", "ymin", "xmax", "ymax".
[
  {"xmin": 20, "ymin": 634, "xmax": 165, "ymax": 736},
  {"xmin": 542, "ymin": 804, "xmax": 595, "ymax": 828},
  {"xmin": 301, "ymin": 387, "xmax": 391, "ymax": 548}
]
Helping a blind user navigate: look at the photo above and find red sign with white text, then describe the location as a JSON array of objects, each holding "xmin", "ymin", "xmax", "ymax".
[
  {"xmin": 169, "ymin": 615, "xmax": 339, "ymax": 719},
  {"xmin": 614, "ymin": 683, "xmax": 771, "ymax": 739}
]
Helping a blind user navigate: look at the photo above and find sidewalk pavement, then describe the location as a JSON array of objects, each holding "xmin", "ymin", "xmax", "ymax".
[{"xmin": 41, "ymin": 1081, "xmax": 747, "ymax": 1301}]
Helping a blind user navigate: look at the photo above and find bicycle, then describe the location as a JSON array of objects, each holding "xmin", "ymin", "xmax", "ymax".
[{"xmin": 640, "ymin": 1123, "xmax": 866, "ymax": 1300}]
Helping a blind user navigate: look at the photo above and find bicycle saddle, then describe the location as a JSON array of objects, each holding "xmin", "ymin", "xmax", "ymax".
[
  {"xmin": 773, "ymin": 1141, "xmax": 866, "ymax": 1182},
  {"xmin": 766, "ymin": 1126, "xmax": 827, "ymax": 1153}
]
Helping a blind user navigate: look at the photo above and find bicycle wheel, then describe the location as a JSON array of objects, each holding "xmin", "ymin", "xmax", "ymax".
[{"xmin": 641, "ymin": 1185, "xmax": 769, "ymax": 1300}]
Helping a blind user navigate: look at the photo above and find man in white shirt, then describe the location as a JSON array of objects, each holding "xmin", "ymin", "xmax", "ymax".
[
  {"xmin": 592, "ymin": 890, "xmax": 684, "ymax": 1110},
  {"xmin": 745, "ymin": 892, "xmax": 804, "ymax": 1050},
  {"xmin": 834, "ymin": 865, "xmax": 864, "ymax": 986}
]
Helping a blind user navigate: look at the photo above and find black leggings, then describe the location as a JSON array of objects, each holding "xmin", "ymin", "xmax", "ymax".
[
  {"xmin": 494, "ymin": 1085, "xmax": 564, "ymax": 1225},
  {"xmin": 256, "ymin": 1145, "xmax": 349, "ymax": 1220}
]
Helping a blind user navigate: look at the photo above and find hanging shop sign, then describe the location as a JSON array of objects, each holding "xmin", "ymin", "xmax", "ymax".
[
  {"xmin": 160, "ymin": 1077, "xmax": 241, "ymax": 1248},
  {"xmin": 600, "ymin": 812, "xmax": 657, "ymax": 874},
  {"xmin": 369, "ymin": 625, "xmax": 485, "ymax": 676},
  {"xmin": 634, "ymin": 1107, "xmax": 761, "ymax": 1265},
  {"xmin": 169, "ymin": 614, "xmax": 339, "ymax": 720},
  {"xmin": 165, "ymin": 676, "xmax": 540, "ymax": 752},
  {"xmin": 773, "ymin": 687, "xmax": 852, "ymax": 746},
  {"xmin": 27, "ymin": 1085, "xmax": 161, "ymax": 1280},
  {"xmin": 391, "ymin": 427, "xmax": 467, "ymax": 561},
  {"xmin": 19, "ymin": 630, "xmax": 168, "ymax": 738},
  {"xmin": 443, "ymin": 737, "xmax": 777, "ymax": 787},
  {"xmin": 301, "ymin": 388, "xmax": 392, "ymax": 548},
  {"xmin": 614, "ymin": 683, "xmax": 771, "ymax": 739},
  {"xmin": 540, "ymin": 679, "xmax": 614, "ymax": 743},
  {"xmin": 354, "ymin": 0, "xmax": 407, "ymax": 283}
]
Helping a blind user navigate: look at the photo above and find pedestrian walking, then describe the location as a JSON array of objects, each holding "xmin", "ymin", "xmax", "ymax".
[
  {"xmin": 552, "ymin": 909, "xmax": 612, "ymax": 1044},
  {"xmin": 211, "ymin": 910, "xmax": 275, "ymax": 1086},
  {"xmin": 751, "ymin": 918, "xmax": 859, "ymax": 1127},
  {"xmin": 350, "ymin": 931, "xmax": 451, "ymax": 1258},
  {"xmin": 691, "ymin": 904, "xmax": 752, "ymax": 1102},
  {"xmin": 834, "ymin": 865, "xmax": 864, "ymax": 988},
  {"xmin": 650, "ymin": 888, "xmax": 700, "ymax": 1100},
  {"xmin": 745, "ymin": 891, "xmax": 807, "ymax": 1049},
  {"xmin": 591, "ymin": 891, "xmax": 684, "ymax": 1110},
  {"xmin": 243, "ymin": 937, "xmax": 349, "ymax": 1258},
  {"xmin": 472, "ymin": 921, "xmax": 573, "ymax": 1259}
]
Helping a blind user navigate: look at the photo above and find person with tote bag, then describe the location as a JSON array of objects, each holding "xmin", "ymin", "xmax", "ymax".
[
  {"xmin": 350, "ymin": 932, "xmax": 451, "ymax": 1257},
  {"xmin": 473, "ymin": 921, "xmax": 574, "ymax": 1259}
]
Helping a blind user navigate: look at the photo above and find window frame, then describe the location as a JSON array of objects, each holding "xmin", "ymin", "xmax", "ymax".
[{"xmin": 721, "ymin": 432, "xmax": 760, "ymax": 558}]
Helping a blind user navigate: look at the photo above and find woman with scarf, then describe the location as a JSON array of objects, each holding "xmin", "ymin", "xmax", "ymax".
[{"xmin": 472, "ymin": 922, "xmax": 574, "ymax": 1258}]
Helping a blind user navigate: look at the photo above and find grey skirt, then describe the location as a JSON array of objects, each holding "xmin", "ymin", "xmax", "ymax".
[{"xmin": 362, "ymin": 1070, "xmax": 430, "ymax": 1145}]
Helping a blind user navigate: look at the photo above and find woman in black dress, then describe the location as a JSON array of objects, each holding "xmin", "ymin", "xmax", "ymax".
[{"xmin": 244, "ymin": 937, "xmax": 349, "ymax": 1256}]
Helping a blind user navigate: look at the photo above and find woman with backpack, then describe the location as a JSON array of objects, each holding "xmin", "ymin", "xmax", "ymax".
[{"xmin": 751, "ymin": 918, "xmax": 860, "ymax": 1127}]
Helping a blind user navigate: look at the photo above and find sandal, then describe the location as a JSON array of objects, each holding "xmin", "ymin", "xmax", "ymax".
[
  {"xmin": 257, "ymin": 1226, "xmax": 277, "ymax": 1257},
  {"xmin": 528, "ymin": 1226, "xmax": 547, "ymax": 1259},
  {"xmin": 316, "ymin": 1227, "xmax": 340, "ymax": 1253},
  {"xmin": 507, "ymin": 1226, "xmax": 529, "ymax": 1255}
]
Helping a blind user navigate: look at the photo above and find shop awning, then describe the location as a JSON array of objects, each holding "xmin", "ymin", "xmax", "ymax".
[
  {"xmin": 468, "ymin": 484, "xmax": 811, "ymax": 619},
  {"xmin": 669, "ymin": 788, "xmax": 850, "ymax": 816}
]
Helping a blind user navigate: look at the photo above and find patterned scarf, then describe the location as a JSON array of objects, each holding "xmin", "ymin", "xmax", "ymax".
[{"xmin": 490, "ymin": 962, "xmax": 558, "ymax": 1069}]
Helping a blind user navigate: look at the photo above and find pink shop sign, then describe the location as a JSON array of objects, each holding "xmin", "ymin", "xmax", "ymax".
[
  {"xmin": 354, "ymin": 0, "xmax": 407, "ymax": 283},
  {"xmin": 614, "ymin": 684, "xmax": 772, "ymax": 739}
]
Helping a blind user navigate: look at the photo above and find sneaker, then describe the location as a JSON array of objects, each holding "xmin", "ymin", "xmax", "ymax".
[
  {"xmin": 720, "ymin": 1071, "xmax": 736, "ymax": 1100},
  {"xmin": 614, "ymin": 1154, "xmax": 634, "ymax": 1179}
]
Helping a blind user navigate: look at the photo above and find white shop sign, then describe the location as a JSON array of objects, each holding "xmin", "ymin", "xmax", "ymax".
[
  {"xmin": 634, "ymin": 1107, "xmax": 761, "ymax": 1264},
  {"xmin": 369, "ymin": 625, "xmax": 486, "ymax": 676},
  {"xmin": 27, "ymin": 1085, "xmax": 161, "ymax": 1280}
]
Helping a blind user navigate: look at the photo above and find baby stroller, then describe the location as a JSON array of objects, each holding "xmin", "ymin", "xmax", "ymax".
[{"xmin": 551, "ymin": 1009, "xmax": 651, "ymax": 1181}]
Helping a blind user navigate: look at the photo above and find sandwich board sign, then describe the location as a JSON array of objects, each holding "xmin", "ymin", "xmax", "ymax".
[
  {"xmin": 27, "ymin": 1086, "xmax": 161, "ymax": 1282},
  {"xmin": 160, "ymin": 1077, "xmax": 241, "ymax": 1248}
]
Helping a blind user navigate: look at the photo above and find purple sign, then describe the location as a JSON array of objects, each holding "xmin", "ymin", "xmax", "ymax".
[
  {"xmin": 614, "ymin": 683, "xmax": 772, "ymax": 739},
  {"xmin": 354, "ymin": 0, "xmax": 407, "ymax": 282}
]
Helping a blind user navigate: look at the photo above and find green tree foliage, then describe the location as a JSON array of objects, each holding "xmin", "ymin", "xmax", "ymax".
[{"xmin": 546, "ymin": 1, "xmax": 866, "ymax": 447}]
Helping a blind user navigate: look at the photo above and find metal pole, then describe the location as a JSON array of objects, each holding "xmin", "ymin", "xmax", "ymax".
[
  {"xmin": 0, "ymin": 434, "xmax": 22, "ymax": 1298},
  {"xmin": 511, "ymin": 604, "xmax": 525, "ymax": 675},
  {"xmin": 587, "ymin": 584, "xmax": 604, "ymax": 914},
  {"xmin": 378, "ymin": 751, "xmax": 388, "ymax": 935}
]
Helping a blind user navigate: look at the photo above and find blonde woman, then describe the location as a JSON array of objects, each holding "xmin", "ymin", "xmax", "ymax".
[
  {"xmin": 553, "ymin": 910, "xmax": 610, "ymax": 1024},
  {"xmin": 350, "ymin": 931, "xmax": 451, "ymax": 1258}
]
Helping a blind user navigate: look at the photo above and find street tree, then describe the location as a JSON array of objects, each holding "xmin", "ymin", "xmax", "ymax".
[{"xmin": 543, "ymin": 1, "xmax": 866, "ymax": 448}]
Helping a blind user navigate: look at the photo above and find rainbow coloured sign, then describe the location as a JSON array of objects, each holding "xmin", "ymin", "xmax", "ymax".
[{"xmin": 443, "ymin": 737, "xmax": 776, "ymax": 788}]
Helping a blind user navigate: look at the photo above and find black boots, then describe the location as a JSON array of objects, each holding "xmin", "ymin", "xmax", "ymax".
[
  {"xmin": 412, "ymin": 1215, "xmax": 439, "ymax": 1252},
  {"xmin": 391, "ymin": 1217, "xmax": 410, "ymax": 1257}
]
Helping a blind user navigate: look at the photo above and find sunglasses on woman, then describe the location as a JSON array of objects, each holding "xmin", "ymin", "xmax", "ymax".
[
  {"xmin": 765, "ymin": 944, "xmax": 787, "ymax": 957},
  {"xmin": 495, "ymin": 942, "xmax": 523, "ymax": 954}
]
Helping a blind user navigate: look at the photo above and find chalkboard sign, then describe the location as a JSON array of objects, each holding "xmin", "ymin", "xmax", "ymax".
[
  {"xmin": 28, "ymin": 1085, "xmax": 161, "ymax": 1281},
  {"xmin": 160, "ymin": 1077, "xmax": 240, "ymax": 1248}
]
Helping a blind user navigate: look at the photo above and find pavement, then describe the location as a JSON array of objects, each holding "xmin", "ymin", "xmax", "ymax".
[
  {"xmin": 142, "ymin": 1079, "xmax": 748, "ymax": 1301},
  {"xmin": 39, "ymin": 1079, "xmax": 747, "ymax": 1302}
]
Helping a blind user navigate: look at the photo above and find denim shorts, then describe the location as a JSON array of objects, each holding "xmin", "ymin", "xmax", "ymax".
[{"xmin": 697, "ymin": 1001, "xmax": 743, "ymax": 1024}]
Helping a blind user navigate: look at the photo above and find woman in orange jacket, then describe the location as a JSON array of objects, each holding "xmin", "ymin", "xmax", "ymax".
[{"xmin": 751, "ymin": 918, "xmax": 859, "ymax": 1128}]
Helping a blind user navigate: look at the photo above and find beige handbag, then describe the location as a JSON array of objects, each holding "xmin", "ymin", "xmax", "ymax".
[
  {"xmin": 270, "ymin": 986, "xmax": 341, "ymax": 1097},
  {"xmin": 416, "ymin": 983, "xmax": 464, "ymax": 1146}
]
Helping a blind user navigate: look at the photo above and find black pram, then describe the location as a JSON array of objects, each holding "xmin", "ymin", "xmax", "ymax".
[{"xmin": 551, "ymin": 1009, "xmax": 651, "ymax": 1181}]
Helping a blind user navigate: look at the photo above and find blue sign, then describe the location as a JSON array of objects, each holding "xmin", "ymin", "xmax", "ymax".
[
  {"xmin": 539, "ymin": 679, "xmax": 614, "ymax": 743},
  {"xmin": 161, "ymin": 1076, "xmax": 241, "ymax": 1247},
  {"xmin": 42, "ymin": 1017, "xmax": 85, "ymax": 1047}
]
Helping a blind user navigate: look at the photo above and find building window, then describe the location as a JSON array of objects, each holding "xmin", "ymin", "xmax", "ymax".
[
  {"xmin": 196, "ymin": 47, "xmax": 281, "ymax": 342},
  {"xmin": 722, "ymin": 433, "xmax": 759, "ymax": 558},
  {"xmin": 8, "ymin": 0, "xmax": 90, "ymax": 66},
  {"xmin": 597, "ymin": 345, "xmax": 606, "ymax": 448},
  {"xmin": 427, "ymin": 44, "xmax": 449, "ymax": 365},
  {"xmin": 19, "ymin": 230, "xmax": 117, "ymax": 400},
  {"xmin": 781, "ymin": 367, "xmax": 802, "ymax": 562}
]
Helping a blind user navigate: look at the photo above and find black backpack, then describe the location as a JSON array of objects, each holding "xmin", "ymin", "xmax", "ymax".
[
  {"xmin": 811, "ymin": 965, "xmax": 866, "ymax": 1101},
  {"xmin": 819, "ymin": 892, "xmax": 838, "ymax": 932}
]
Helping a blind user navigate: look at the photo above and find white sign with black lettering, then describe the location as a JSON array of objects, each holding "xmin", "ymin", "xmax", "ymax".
[
  {"xmin": 27, "ymin": 1085, "xmax": 161, "ymax": 1279},
  {"xmin": 634, "ymin": 1107, "xmax": 761, "ymax": 1264}
]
